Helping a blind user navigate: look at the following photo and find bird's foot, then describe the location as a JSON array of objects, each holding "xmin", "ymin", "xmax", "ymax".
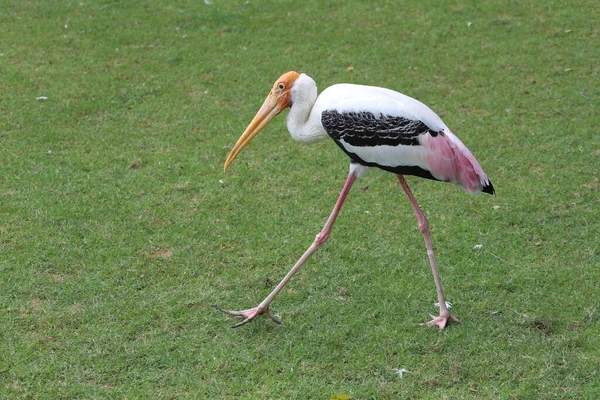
[
  {"xmin": 421, "ymin": 312, "xmax": 460, "ymax": 330},
  {"xmin": 212, "ymin": 304, "xmax": 281, "ymax": 328}
]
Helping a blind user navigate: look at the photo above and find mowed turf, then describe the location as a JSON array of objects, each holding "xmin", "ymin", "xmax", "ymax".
[{"xmin": 0, "ymin": 0, "xmax": 598, "ymax": 398}]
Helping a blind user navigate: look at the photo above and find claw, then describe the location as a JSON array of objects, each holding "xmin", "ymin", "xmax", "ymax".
[
  {"xmin": 421, "ymin": 312, "xmax": 460, "ymax": 330},
  {"xmin": 212, "ymin": 304, "xmax": 281, "ymax": 328}
]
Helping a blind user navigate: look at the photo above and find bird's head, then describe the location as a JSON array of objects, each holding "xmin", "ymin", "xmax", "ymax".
[{"xmin": 224, "ymin": 71, "xmax": 301, "ymax": 171}]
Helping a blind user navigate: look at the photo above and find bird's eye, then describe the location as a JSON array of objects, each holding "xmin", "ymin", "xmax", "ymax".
[{"xmin": 278, "ymin": 83, "xmax": 285, "ymax": 90}]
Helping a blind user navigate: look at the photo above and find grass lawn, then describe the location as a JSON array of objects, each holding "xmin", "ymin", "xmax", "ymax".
[{"xmin": 1, "ymin": 0, "xmax": 598, "ymax": 398}]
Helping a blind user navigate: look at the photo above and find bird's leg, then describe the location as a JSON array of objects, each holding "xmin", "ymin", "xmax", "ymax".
[
  {"xmin": 396, "ymin": 175, "xmax": 460, "ymax": 330},
  {"xmin": 214, "ymin": 171, "xmax": 358, "ymax": 328}
]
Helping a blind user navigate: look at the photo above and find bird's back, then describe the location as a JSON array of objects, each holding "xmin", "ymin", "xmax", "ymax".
[{"xmin": 315, "ymin": 84, "xmax": 446, "ymax": 131}]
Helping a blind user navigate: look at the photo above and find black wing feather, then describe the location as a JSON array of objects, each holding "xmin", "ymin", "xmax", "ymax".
[{"xmin": 321, "ymin": 110, "xmax": 438, "ymax": 147}]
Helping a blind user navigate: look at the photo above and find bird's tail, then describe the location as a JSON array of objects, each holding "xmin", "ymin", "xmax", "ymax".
[{"xmin": 424, "ymin": 129, "xmax": 494, "ymax": 195}]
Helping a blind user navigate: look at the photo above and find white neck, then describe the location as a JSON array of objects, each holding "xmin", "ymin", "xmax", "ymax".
[{"xmin": 285, "ymin": 74, "xmax": 329, "ymax": 143}]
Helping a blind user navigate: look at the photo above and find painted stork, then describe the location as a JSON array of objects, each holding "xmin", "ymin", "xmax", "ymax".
[{"xmin": 214, "ymin": 71, "xmax": 494, "ymax": 330}]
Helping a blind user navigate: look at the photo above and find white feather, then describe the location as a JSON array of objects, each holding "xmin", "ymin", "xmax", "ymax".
[
  {"xmin": 339, "ymin": 140, "xmax": 429, "ymax": 170},
  {"xmin": 313, "ymin": 83, "xmax": 447, "ymax": 132},
  {"xmin": 286, "ymin": 74, "xmax": 327, "ymax": 143}
]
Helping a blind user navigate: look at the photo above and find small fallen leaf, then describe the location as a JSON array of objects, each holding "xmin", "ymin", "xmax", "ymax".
[
  {"xmin": 128, "ymin": 158, "xmax": 143, "ymax": 169},
  {"xmin": 347, "ymin": 66, "xmax": 354, "ymax": 72},
  {"xmin": 330, "ymin": 395, "xmax": 350, "ymax": 400},
  {"xmin": 493, "ymin": 205, "xmax": 501, "ymax": 210},
  {"xmin": 146, "ymin": 247, "xmax": 173, "ymax": 259}
]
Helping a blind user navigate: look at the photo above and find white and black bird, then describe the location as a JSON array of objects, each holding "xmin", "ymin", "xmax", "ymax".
[{"xmin": 214, "ymin": 71, "xmax": 494, "ymax": 330}]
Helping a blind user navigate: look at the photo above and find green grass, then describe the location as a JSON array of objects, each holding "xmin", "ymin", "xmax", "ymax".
[{"xmin": 1, "ymin": 0, "xmax": 598, "ymax": 398}]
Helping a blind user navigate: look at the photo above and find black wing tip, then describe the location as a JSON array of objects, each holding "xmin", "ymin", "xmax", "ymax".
[{"xmin": 482, "ymin": 181, "xmax": 495, "ymax": 195}]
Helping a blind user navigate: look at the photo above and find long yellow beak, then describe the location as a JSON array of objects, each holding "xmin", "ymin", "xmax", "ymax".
[{"xmin": 224, "ymin": 93, "xmax": 282, "ymax": 171}]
